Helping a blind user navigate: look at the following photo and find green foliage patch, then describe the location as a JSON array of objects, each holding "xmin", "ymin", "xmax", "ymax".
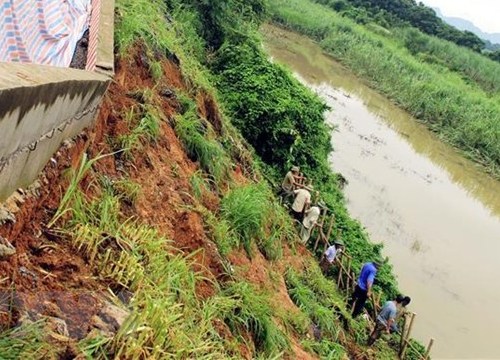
[
  {"xmin": 0, "ymin": 321, "xmax": 55, "ymax": 359},
  {"xmin": 220, "ymin": 183, "xmax": 270, "ymax": 256},
  {"xmin": 223, "ymin": 281, "xmax": 290, "ymax": 356}
]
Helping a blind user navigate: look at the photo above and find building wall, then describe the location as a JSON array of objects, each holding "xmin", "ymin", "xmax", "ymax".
[{"xmin": 0, "ymin": 0, "xmax": 114, "ymax": 202}]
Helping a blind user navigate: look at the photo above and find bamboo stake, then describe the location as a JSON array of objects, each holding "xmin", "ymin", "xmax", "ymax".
[
  {"xmin": 398, "ymin": 312, "xmax": 408, "ymax": 355},
  {"xmin": 345, "ymin": 259, "xmax": 351, "ymax": 294},
  {"xmin": 424, "ymin": 338, "xmax": 434, "ymax": 359},
  {"xmin": 337, "ymin": 258, "xmax": 344, "ymax": 288},
  {"xmin": 371, "ymin": 292, "xmax": 378, "ymax": 320},
  {"xmin": 400, "ymin": 312, "xmax": 416, "ymax": 359},
  {"xmin": 313, "ymin": 228, "xmax": 321, "ymax": 252},
  {"xmin": 325, "ymin": 215, "xmax": 334, "ymax": 241}
]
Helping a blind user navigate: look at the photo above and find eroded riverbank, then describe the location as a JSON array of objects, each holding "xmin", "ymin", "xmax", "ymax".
[{"xmin": 262, "ymin": 24, "xmax": 500, "ymax": 358}]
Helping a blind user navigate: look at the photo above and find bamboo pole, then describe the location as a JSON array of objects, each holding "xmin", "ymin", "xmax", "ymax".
[
  {"xmin": 313, "ymin": 228, "xmax": 321, "ymax": 252},
  {"xmin": 337, "ymin": 257, "xmax": 344, "ymax": 288},
  {"xmin": 424, "ymin": 338, "xmax": 434, "ymax": 359},
  {"xmin": 371, "ymin": 292, "xmax": 378, "ymax": 320},
  {"xmin": 398, "ymin": 313, "xmax": 408, "ymax": 354},
  {"xmin": 345, "ymin": 259, "xmax": 351, "ymax": 294},
  {"xmin": 325, "ymin": 215, "xmax": 334, "ymax": 241},
  {"xmin": 400, "ymin": 312, "xmax": 416, "ymax": 359}
]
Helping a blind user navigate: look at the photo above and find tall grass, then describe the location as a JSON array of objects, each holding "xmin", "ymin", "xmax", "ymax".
[
  {"xmin": 0, "ymin": 321, "xmax": 55, "ymax": 359},
  {"xmin": 398, "ymin": 27, "xmax": 500, "ymax": 94},
  {"xmin": 268, "ymin": 0, "xmax": 500, "ymax": 176},
  {"xmin": 48, "ymin": 155, "xmax": 236, "ymax": 358},
  {"xmin": 175, "ymin": 107, "xmax": 230, "ymax": 184},
  {"xmin": 112, "ymin": 105, "xmax": 162, "ymax": 159},
  {"xmin": 203, "ymin": 210, "xmax": 240, "ymax": 256},
  {"xmin": 220, "ymin": 183, "xmax": 270, "ymax": 256},
  {"xmin": 223, "ymin": 281, "xmax": 290, "ymax": 356},
  {"xmin": 285, "ymin": 265, "xmax": 348, "ymax": 358},
  {"xmin": 115, "ymin": 0, "xmax": 212, "ymax": 90}
]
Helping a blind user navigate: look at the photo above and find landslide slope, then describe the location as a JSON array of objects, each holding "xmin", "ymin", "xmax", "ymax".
[{"xmin": 0, "ymin": 1, "xmax": 407, "ymax": 359}]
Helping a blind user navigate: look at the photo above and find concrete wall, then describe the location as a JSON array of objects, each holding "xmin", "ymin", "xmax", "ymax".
[{"xmin": 0, "ymin": 0, "xmax": 114, "ymax": 202}]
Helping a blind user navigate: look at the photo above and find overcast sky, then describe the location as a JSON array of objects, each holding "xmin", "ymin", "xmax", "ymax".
[{"xmin": 420, "ymin": 0, "xmax": 500, "ymax": 33}]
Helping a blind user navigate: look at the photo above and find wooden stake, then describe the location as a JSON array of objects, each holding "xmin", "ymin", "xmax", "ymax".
[
  {"xmin": 345, "ymin": 259, "xmax": 351, "ymax": 294},
  {"xmin": 398, "ymin": 312, "xmax": 408, "ymax": 355},
  {"xmin": 424, "ymin": 338, "xmax": 434, "ymax": 359},
  {"xmin": 371, "ymin": 292, "xmax": 378, "ymax": 320},
  {"xmin": 325, "ymin": 215, "xmax": 335, "ymax": 242},
  {"xmin": 337, "ymin": 258, "xmax": 343, "ymax": 288},
  {"xmin": 313, "ymin": 228, "xmax": 321, "ymax": 252},
  {"xmin": 400, "ymin": 312, "xmax": 416, "ymax": 359}
]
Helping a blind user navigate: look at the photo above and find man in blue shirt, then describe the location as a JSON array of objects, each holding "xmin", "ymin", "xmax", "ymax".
[
  {"xmin": 349, "ymin": 260, "xmax": 381, "ymax": 318},
  {"xmin": 367, "ymin": 295, "xmax": 406, "ymax": 345}
]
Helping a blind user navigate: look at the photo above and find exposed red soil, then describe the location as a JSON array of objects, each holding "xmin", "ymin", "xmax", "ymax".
[
  {"xmin": 0, "ymin": 45, "xmax": 226, "ymax": 337},
  {"xmin": 228, "ymin": 244, "xmax": 321, "ymax": 359},
  {"xmin": 0, "ymin": 43, "xmax": 355, "ymax": 359},
  {"xmin": 0, "ymin": 136, "xmax": 105, "ymax": 331}
]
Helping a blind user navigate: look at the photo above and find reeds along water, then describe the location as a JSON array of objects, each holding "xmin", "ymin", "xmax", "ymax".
[{"xmin": 268, "ymin": 0, "xmax": 500, "ymax": 177}]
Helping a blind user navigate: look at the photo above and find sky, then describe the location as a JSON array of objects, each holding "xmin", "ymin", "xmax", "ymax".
[{"xmin": 420, "ymin": 0, "xmax": 500, "ymax": 33}]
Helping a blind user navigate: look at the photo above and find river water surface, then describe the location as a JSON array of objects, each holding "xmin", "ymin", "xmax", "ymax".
[{"xmin": 262, "ymin": 25, "xmax": 500, "ymax": 359}]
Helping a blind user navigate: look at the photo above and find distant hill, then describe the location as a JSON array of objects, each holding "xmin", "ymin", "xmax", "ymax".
[{"xmin": 433, "ymin": 7, "xmax": 500, "ymax": 46}]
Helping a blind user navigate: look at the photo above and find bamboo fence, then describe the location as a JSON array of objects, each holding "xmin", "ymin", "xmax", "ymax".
[{"xmin": 310, "ymin": 208, "xmax": 435, "ymax": 360}]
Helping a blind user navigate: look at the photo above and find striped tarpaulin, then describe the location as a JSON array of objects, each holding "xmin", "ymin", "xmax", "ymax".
[
  {"xmin": 85, "ymin": 0, "xmax": 99, "ymax": 71},
  {"xmin": 0, "ymin": 0, "xmax": 91, "ymax": 68}
]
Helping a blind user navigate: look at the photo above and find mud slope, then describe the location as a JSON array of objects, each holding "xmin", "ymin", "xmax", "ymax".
[{"xmin": 0, "ymin": 45, "xmax": 336, "ymax": 359}]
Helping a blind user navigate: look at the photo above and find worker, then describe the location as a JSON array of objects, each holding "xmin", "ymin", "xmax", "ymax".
[
  {"xmin": 391, "ymin": 296, "xmax": 411, "ymax": 333},
  {"xmin": 291, "ymin": 186, "xmax": 311, "ymax": 221},
  {"xmin": 300, "ymin": 204, "xmax": 321, "ymax": 243},
  {"xmin": 280, "ymin": 166, "xmax": 300, "ymax": 201},
  {"xmin": 320, "ymin": 239, "xmax": 344, "ymax": 271},
  {"xmin": 367, "ymin": 295, "xmax": 406, "ymax": 345},
  {"xmin": 349, "ymin": 260, "xmax": 382, "ymax": 318}
]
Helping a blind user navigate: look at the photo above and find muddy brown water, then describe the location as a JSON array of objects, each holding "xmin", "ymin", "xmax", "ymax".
[{"xmin": 262, "ymin": 24, "xmax": 500, "ymax": 359}]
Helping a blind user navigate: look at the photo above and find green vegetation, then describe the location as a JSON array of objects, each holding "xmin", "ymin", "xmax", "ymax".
[
  {"xmin": 286, "ymin": 267, "xmax": 346, "ymax": 342},
  {"xmin": 223, "ymin": 281, "xmax": 289, "ymax": 356},
  {"xmin": 4, "ymin": 0, "xmax": 454, "ymax": 357},
  {"xmin": 322, "ymin": 0, "xmax": 485, "ymax": 52},
  {"xmin": 399, "ymin": 27, "xmax": 500, "ymax": 94},
  {"xmin": 220, "ymin": 183, "xmax": 293, "ymax": 260},
  {"xmin": 314, "ymin": 1, "xmax": 500, "ymax": 94},
  {"xmin": 203, "ymin": 210, "xmax": 239, "ymax": 256},
  {"xmin": 269, "ymin": 0, "xmax": 500, "ymax": 176},
  {"xmin": 113, "ymin": 105, "xmax": 162, "ymax": 159},
  {"xmin": 175, "ymin": 104, "xmax": 230, "ymax": 184},
  {"xmin": 52, "ymin": 154, "xmax": 292, "ymax": 359},
  {"xmin": 212, "ymin": 15, "xmax": 400, "ymax": 299},
  {"xmin": 0, "ymin": 321, "xmax": 55, "ymax": 359}
]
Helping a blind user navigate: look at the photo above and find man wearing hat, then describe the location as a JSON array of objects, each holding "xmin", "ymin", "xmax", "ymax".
[
  {"xmin": 320, "ymin": 239, "xmax": 344, "ymax": 272},
  {"xmin": 280, "ymin": 166, "xmax": 300, "ymax": 201},
  {"xmin": 349, "ymin": 260, "xmax": 382, "ymax": 318}
]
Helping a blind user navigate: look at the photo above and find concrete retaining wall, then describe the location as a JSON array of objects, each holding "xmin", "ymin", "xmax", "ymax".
[{"xmin": 0, "ymin": 0, "xmax": 114, "ymax": 203}]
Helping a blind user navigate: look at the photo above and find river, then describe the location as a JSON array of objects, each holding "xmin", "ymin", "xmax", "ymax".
[{"xmin": 262, "ymin": 24, "xmax": 500, "ymax": 359}]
